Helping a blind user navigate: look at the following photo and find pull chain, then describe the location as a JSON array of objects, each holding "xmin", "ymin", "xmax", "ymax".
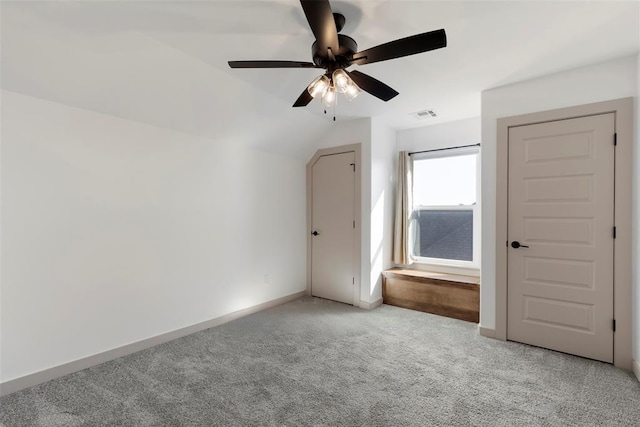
[{"xmin": 322, "ymin": 104, "xmax": 337, "ymax": 121}]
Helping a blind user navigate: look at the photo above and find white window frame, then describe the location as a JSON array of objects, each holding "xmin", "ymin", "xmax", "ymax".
[{"xmin": 410, "ymin": 146, "xmax": 481, "ymax": 276}]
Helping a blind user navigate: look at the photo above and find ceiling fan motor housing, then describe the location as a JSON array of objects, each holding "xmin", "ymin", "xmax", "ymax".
[{"xmin": 312, "ymin": 34, "xmax": 358, "ymax": 68}]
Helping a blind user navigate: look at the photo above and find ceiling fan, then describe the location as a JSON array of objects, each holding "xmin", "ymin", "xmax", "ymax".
[{"xmin": 228, "ymin": 0, "xmax": 446, "ymax": 111}]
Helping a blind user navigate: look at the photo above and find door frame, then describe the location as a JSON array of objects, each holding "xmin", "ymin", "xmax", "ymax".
[
  {"xmin": 495, "ymin": 98, "xmax": 633, "ymax": 369},
  {"xmin": 307, "ymin": 143, "xmax": 362, "ymax": 306}
]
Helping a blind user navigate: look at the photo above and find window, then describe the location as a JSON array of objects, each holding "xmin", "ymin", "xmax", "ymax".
[{"xmin": 411, "ymin": 146, "xmax": 480, "ymax": 269}]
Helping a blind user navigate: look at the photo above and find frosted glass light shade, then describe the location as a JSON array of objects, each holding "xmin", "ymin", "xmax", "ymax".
[
  {"xmin": 307, "ymin": 75, "xmax": 330, "ymax": 98},
  {"xmin": 332, "ymin": 69, "xmax": 351, "ymax": 93},
  {"xmin": 344, "ymin": 82, "xmax": 360, "ymax": 101},
  {"xmin": 322, "ymin": 86, "xmax": 337, "ymax": 107}
]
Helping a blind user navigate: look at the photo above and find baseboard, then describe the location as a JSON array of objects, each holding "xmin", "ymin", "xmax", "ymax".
[
  {"xmin": 359, "ymin": 297, "xmax": 383, "ymax": 310},
  {"xmin": 633, "ymin": 359, "xmax": 640, "ymax": 383},
  {"xmin": 0, "ymin": 290, "xmax": 306, "ymax": 397},
  {"xmin": 478, "ymin": 326, "xmax": 496, "ymax": 339}
]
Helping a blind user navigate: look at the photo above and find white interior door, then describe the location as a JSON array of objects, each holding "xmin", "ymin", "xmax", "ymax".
[
  {"xmin": 311, "ymin": 152, "xmax": 355, "ymax": 305},
  {"xmin": 507, "ymin": 113, "xmax": 615, "ymax": 363}
]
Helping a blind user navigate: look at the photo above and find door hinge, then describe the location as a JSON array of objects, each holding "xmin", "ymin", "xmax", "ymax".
[
  {"xmin": 614, "ymin": 133, "xmax": 617, "ymax": 146},
  {"xmin": 612, "ymin": 319, "xmax": 616, "ymax": 332},
  {"xmin": 352, "ymin": 277, "xmax": 355, "ymax": 285},
  {"xmin": 353, "ymin": 220, "xmax": 355, "ymax": 228},
  {"xmin": 350, "ymin": 162, "xmax": 355, "ymax": 172},
  {"xmin": 613, "ymin": 226, "xmax": 616, "ymax": 239}
]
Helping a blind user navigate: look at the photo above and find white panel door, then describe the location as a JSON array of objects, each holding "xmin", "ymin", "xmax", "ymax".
[
  {"xmin": 507, "ymin": 113, "xmax": 615, "ymax": 362},
  {"xmin": 311, "ymin": 152, "xmax": 355, "ymax": 305}
]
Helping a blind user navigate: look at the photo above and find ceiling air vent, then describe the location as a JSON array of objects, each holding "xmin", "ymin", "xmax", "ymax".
[{"xmin": 413, "ymin": 109, "xmax": 438, "ymax": 120}]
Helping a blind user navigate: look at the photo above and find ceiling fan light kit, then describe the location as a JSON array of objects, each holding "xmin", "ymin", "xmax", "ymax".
[
  {"xmin": 228, "ymin": 0, "xmax": 447, "ymax": 119},
  {"xmin": 307, "ymin": 69, "xmax": 361, "ymax": 115},
  {"xmin": 308, "ymin": 74, "xmax": 330, "ymax": 98},
  {"xmin": 332, "ymin": 69, "xmax": 350, "ymax": 93},
  {"xmin": 322, "ymin": 85, "xmax": 337, "ymax": 109},
  {"xmin": 332, "ymin": 69, "xmax": 359, "ymax": 96},
  {"xmin": 343, "ymin": 79, "xmax": 360, "ymax": 101}
]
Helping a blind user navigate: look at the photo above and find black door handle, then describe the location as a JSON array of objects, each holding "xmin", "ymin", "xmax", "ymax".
[
  {"xmin": 511, "ymin": 241, "xmax": 529, "ymax": 249},
  {"xmin": 311, "ymin": 231, "xmax": 319, "ymax": 236}
]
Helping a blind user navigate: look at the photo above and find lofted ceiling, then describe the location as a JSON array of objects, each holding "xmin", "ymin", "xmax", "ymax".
[{"xmin": 2, "ymin": 1, "xmax": 639, "ymax": 157}]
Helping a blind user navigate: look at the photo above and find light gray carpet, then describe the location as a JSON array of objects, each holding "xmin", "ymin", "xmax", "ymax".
[{"xmin": 1, "ymin": 297, "xmax": 639, "ymax": 426}]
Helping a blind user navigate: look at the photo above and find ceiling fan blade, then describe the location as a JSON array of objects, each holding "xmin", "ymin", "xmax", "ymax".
[
  {"xmin": 347, "ymin": 70, "xmax": 399, "ymax": 102},
  {"xmin": 293, "ymin": 88, "xmax": 314, "ymax": 107},
  {"xmin": 300, "ymin": 0, "xmax": 340, "ymax": 55},
  {"xmin": 228, "ymin": 60, "xmax": 318, "ymax": 69},
  {"xmin": 349, "ymin": 29, "xmax": 447, "ymax": 66}
]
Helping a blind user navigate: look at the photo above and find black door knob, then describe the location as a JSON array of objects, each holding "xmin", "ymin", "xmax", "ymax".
[
  {"xmin": 511, "ymin": 241, "xmax": 529, "ymax": 249},
  {"xmin": 311, "ymin": 231, "xmax": 319, "ymax": 236}
]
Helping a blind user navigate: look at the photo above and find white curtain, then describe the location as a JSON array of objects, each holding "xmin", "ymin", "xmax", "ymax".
[{"xmin": 392, "ymin": 151, "xmax": 414, "ymax": 265}]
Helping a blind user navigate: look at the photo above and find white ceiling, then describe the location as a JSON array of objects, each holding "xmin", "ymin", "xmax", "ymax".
[{"xmin": 2, "ymin": 1, "xmax": 639, "ymax": 157}]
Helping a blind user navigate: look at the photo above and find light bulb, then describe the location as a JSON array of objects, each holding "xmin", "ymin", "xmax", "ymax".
[
  {"xmin": 344, "ymin": 81, "xmax": 360, "ymax": 101},
  {"xmin": 307, "ymin": 75, "xmax": 330, "ymax": 98},
  {"xmin": 322, "ymin": 85, "xmax": 337, "ymax": 108},
  {"xmin": 332, "ymin": 69, "xmax": 351, "ymax": 93}
]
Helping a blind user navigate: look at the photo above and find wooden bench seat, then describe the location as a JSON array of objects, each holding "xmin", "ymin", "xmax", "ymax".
[{"xmin": 382, "ymin": 268, "xmax": 480, "ymax": 323}]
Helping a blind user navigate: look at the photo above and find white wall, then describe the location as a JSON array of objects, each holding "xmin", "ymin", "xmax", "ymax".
[
  {"xmin": 310, "ymin": 117, "xmax": 481, "ymax": 307},
  {"xmin": 0, "ymin": 90, "xmax": 308, "ymax": 383},
  {"xmin": 396, "ymin": 117, "xmax": 482, "ymax": 276},
  {"xmin": 307, "ymin": 118, "xmax": 374, "ymax": 306},
  {"xmin": 369, "ymin": 120, "xmax": 396, "ymax": 303},
  {"xmin": 396, "ymin": 117, "xmax": 481, "ymax": 153},
  {"xmin": 634, "ymin": 52, "xmax": 640, "ymax": 370},
  {"xmin": 342, "ymin": 117, "xmax": 482, "ymax": 305},
  {"xmin": 308, "ymin": 117, "xmax": 396, "ymax": 306},
  {"xmin": 480, "ymin": 56, "xmax": 638, "ymax": 339}
]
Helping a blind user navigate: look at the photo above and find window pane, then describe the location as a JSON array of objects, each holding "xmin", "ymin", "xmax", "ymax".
[
  {"xmin": 413, "ymin": 154, "xmax": 476, "ymax": 206},
  {"xmin": 412, "ymin": 209, "xmax": 473, "ymax": 261}
]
